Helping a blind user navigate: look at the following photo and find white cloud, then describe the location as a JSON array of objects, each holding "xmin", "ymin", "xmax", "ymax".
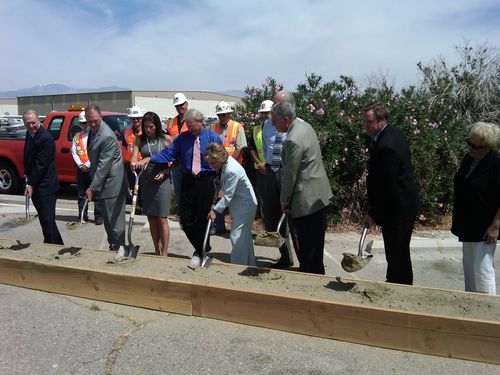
[{"xmin": 1, "ymin": 0, "xmax": 498, "ymax": 92}]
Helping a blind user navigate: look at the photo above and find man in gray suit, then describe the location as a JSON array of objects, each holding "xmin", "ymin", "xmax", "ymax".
[
  {"xmin": 85, "ymin": 104, "xmax": 127, "ymax": 253},
  {"xmin": 271, "ymin": 101, "xmax": 333, "ymax": 274}
]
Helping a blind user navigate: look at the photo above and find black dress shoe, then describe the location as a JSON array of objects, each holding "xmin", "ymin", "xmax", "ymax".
[
  {"xmin": 270, "ymin": 258, "xmax": 293, "ymax": 269},
  {"xmin": 94, "ymin": 217, "xmax": 104, "ymax": 225}
]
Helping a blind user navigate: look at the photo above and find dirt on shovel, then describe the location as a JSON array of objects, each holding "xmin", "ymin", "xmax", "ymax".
[
  {"xmin": 15, "ymin": 195, "xmax": 36, "ymax": 226},
  {"xmin": 66, "ymin": 200, "xmax": 88, "ymax": 231},
  {"xmin": 341, "ymin": 225, "xmax": 373, "ymax": 273},
  {"xmin": 254, "ymin": 213, "xmax": 286, "ymax": 248}
]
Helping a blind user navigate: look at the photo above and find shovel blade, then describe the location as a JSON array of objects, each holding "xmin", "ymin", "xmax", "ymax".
[
  {"xmin": 341, "ymin": 252, "xmax": 373, "ymax": 273},
  {"xmin": 128, "ymin": 245, "xmax": 140, "ymax": 259},
  {"xmin": 254, "ymin": 232, "xmax": 285, "ymax": 247},
  {"xmin": 201, "ymin": 255, "xmax": 212, "ymax": 268}
]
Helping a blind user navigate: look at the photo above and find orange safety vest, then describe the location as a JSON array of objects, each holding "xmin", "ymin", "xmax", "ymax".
[
  {"xmin": 166, "ymin": 116, "xmax": 188, "ymax": 137},
  {"xmin": 211, "ymin": 120, "xmax": 244, "ymax": 164},
  {"xmin": 122, "ymin": 127, "xmax": 142, "ymax": 162},
  {"xmin": 73, "ymin": 132, "xmax": 89, "ymax": 164}
]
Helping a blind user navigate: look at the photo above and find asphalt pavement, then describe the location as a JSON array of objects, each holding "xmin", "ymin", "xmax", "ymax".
[{"xmin": 0, "ymin": 192, "xmax": 498, "ymax": 374}]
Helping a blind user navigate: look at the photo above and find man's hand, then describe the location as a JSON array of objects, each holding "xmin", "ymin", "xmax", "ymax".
[
  {"xmin": 363, "ymin": 214, "xmax": 376, "ymax": 228},
  {"xmin": 207, "ymin": 209, "xmax": 216, "ymax": 221},
  {"xmin": 24, "ymin": 185, "xmax": 33, "ymax": 198},
  {"xmin": 85, "ymin": 188, "xmax": 93, "ymax": 202}
]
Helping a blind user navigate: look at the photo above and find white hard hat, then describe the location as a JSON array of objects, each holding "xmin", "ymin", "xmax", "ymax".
[
  {"xmin": 78, "ymin": 111, "xmax": 87, "ymax": 123},
  {"xmin": 215, "ymin": 101, "xmax": 233, "ymax": 115},
  {"xmin": 127, "ymin": 106, "xmax": 144, "ymax": 118},
  {"xmin": 173, "ymin": 93, "xmax": 187, "ymax": 106},
  {"xmin": 258, "ymin": 100, "xmax": 273, "ymax": 113}
]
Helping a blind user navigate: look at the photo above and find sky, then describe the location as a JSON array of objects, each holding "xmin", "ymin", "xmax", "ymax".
[{"xmin": 1, "ymin": 0, "xmax": 499, "ymax": 93}]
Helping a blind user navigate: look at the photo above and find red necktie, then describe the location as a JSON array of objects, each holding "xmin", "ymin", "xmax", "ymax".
[{"xmin": 192, "ymin": 137, "xmax": 201, "ymax": 175}]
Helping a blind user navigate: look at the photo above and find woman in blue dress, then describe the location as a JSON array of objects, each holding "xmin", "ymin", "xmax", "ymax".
[{"xmin": 204, "ymin": 142, "xmax": 257, "ymax": 266}]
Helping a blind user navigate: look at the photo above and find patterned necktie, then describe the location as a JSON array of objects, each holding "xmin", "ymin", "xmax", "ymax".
[
  {"xmin": 271, "ymin": 132, "xmax": 283, "ymax": 172},
  {"xmin": 192, "ymin": 136, "xmax": 201, "ymax": 175}
]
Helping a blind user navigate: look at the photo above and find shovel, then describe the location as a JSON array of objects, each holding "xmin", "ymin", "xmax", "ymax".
[
  {"xmin": 341, "ymin": 223, "xmax": 374, "ymax": 272},
  {"xmin": 121, "ymin": 168, "xmax": 143, "ymax": 258},
  {"xmin": 66, "ymin": 199, "xmax": 88, "ymax": 230},
  {"xmin": 201, "ymin": 218, "xmax": 213, "ymax": 267},
  {"xmin": 15, "ymin": 195, "xmax": 36, "ymax": 225},
  {"xmin": 254, "ymin": 213, "xmax": 286, "ymax": 247}
]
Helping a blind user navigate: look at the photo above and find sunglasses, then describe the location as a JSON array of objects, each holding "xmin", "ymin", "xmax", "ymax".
[{"xmin": 466, "ymin": 139, "xmax": 484, "ymax": 150}]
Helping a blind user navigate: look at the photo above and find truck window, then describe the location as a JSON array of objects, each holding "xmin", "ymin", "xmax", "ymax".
[
  {"xmin": 103, "ymin": 115, "xmax": 130, "ymax": 141},
  {"xmin": 68, "ymin": 116, "xmax": 82, "ymax": 141},
  {"xmin": 47, "ymin": 117, "xmax": 64, "ymax": 139}
]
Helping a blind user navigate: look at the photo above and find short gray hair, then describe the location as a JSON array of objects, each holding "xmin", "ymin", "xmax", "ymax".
[
  {"xmin": 185, "ymin": 108, "xmax": 204, "ymax": 122},
  {"xmin": 469, "ymin": 122, "xmax": 500, "ymax": 150},
  {"xmin": 274, "ymin": 90, "xmax": 296, "ymax": 109},
  {"xmin": 271, "ymin": 101, "xmax": 296, "ymax": 122},
  {"xmin": 22, "ymin": 108, "xmax": 38, "ymax": 119}
]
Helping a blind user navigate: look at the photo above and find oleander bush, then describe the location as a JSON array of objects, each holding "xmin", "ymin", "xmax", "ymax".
[{"xmin": 235, "ymin": 43, "xmax": 500, "ymax": 226}]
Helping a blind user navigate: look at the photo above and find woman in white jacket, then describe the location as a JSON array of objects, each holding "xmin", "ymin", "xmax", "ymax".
[{"xmin": 204, "ymin": 142, "xmax": 257, "ymax": 266}]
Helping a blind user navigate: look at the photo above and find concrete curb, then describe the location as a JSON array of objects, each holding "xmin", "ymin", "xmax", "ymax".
[{"xmin": 372, "ymin": 238, "xmax": 461, "ymax": 252}]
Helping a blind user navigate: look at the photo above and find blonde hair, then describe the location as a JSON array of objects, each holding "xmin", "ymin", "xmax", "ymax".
[
  {"xmin": 469, "ymin": 122, "xmax": 500, "ymax": 150},
  {"xmin": 203, "ymin": 142, "xmax": 228, "ymax": 164}
]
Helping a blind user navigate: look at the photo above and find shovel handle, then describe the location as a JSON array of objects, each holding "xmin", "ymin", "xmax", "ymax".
[
  {"xmin": 202, "ymin": 218, "xmax": 212, "ymax": 261},
  {"xmin": 358, "ymin": 223, "xmax": 369, "ymax": 257},
  {"xmin": 25, "ymin": 194, "xmax": 30, "ymax": 218},
  {"xmin": 80, "ymin": 199, "xmax": 88, "ymax": 224},
  {"xmin": 276, "ymin": 213, "xmax": 286, "ymax": 233}
]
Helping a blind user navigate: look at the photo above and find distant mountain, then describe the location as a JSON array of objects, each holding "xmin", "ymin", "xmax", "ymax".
[
  {"xmin": 0, "ymin": 84, "xmax": 245, "ymax": 98},
  {"xmin": 0, "ymin": 84, "xmax": 129, "ymax": 98},
  {"xmin": 220, "ymin": 89, "xmax": 245, "ymax": 97}
]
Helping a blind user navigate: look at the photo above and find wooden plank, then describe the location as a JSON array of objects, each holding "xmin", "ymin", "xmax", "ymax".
[
  {"xmin": 0, "ymin": 253, "xmax": 499, "ymax": 364},
  {"xmin": 192, "ymin": 285, "xmax": 500, "ymax": 364},
  {"xmin": 0, "ymin": 257, "xmax": 192, "ymax": 315}
]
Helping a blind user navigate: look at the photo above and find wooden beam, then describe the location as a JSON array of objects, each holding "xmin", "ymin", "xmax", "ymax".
[
  {"xmin": 192, "ymin": 285, "xmax": 500, "ymax": 363},
  {"xmin": 0, "ymin": 244, "xmax": 499, "ymax": 364},
  {"xmin": 0, "ymin": 257, "xmax": 192, "ymax": 315}
]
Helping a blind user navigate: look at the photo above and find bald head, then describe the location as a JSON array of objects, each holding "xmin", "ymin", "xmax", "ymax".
[{"xmin": 274, "ymin": 90, "xmax": 296, "ymax": 110}]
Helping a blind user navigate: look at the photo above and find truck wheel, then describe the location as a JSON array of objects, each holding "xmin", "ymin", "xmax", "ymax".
[{"xmin": 0, "ymin": 162, "xmax": 20, "ymax": 194}]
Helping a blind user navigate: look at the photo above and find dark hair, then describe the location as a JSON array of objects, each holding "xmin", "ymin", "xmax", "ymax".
[
  {"xmin": 362, "ymin": 101, "xmax": 389, "ymax": 121},
  {"xmin": 140, "ymin": 111, "xmax": 163, "ymax": 139}
]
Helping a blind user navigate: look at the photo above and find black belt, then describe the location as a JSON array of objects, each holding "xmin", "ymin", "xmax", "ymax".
[{"xmin": 184, "ymin": 171, "xmax": 216, "ymax": 178}]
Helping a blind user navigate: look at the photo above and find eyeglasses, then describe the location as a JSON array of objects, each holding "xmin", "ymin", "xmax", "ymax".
[{"xmin": 466, "ymin": 139, "xmax": 484, "ymax": 150}]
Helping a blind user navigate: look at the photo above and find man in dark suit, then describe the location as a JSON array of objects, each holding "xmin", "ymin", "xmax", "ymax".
[
  {"xmin": 23, "ymin": 109, "xmax": 64, "ymax": 245},
  {"xmin": 363, "ymin": 101, "xmax": 420, "ymax": 285},
  {"xmin": 84, "ymin": 105, "xmax": 127, "ymax": 254}
]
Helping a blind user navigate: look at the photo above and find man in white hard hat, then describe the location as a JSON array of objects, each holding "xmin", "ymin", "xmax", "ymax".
[
  {"xmin": 71, "ymin": 111, "xmax": 103, "ymax": 224},
  {"xmin": 166, "ymin": 93, "xmax": 189, "ymax": 221},
  {"xmin": 209, "ymin": 101, "xmax": 248, "ymax": 234},
  {"xmin": 123, "ymin": 106, "xmax": 144, "ymax": 211}
]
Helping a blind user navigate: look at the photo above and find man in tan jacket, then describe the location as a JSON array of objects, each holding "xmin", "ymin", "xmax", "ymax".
[{"xmin": 271, "ymin": 101, "xmax": 332, "ymax": 274}]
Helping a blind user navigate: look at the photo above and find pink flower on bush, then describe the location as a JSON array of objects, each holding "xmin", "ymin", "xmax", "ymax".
[
  {"xmin": 413, "ymin": 128, "xmax": 421, "ymax": 135},
  {"xmin": 307, "ymin": 103, "xmax": 316, "ymax": 112},
  {"xmin": 316, "ymin": 108, "xmax": 325, "ymax": 116},
  {"xmin": 342, "ymin": 207, "xmax": 350, "ymax": 214},
  {"xmin": 418, "ymin": 214, "xmax": 427, "ymax": 222}
]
